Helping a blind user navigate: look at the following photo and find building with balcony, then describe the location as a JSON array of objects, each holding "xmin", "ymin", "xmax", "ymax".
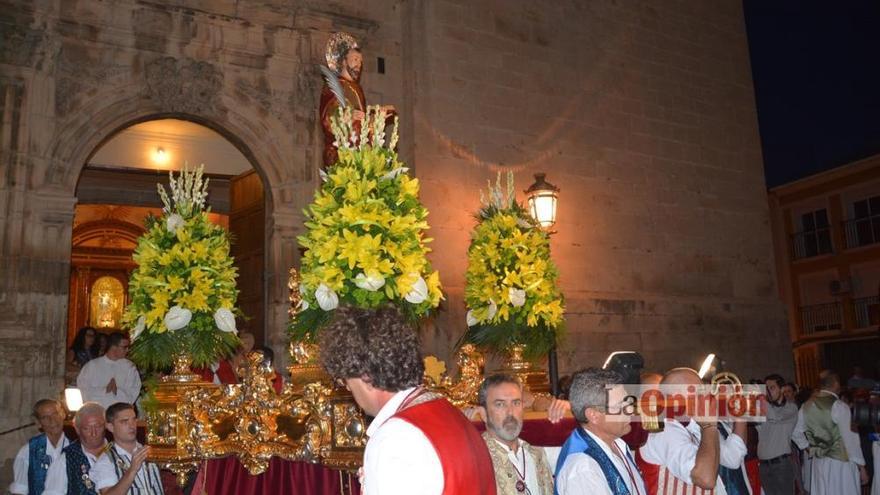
[{"xmin": 770, "ymin": 154, "xmax": 880, "ymax": 387}]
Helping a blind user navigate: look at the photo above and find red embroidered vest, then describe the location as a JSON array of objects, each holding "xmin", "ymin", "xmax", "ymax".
[{"xmin": 393, "ymin": 397, "xmax": 497, "ymax": 495}]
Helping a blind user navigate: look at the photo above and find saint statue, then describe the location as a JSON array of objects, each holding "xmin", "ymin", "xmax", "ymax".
[{"xmin": 320, "ymin": 32, "xmax": 396, "ymax": 167}]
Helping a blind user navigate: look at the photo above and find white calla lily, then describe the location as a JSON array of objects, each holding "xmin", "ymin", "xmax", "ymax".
[
  {"xmin": 214, "ymin": 308, "xmax": 237, "ymax": 334},
  {"xmin": 508, "ymin": 288, "xmax": 526, "ymax": 308},
  {"xmin": 466, "ymin": 310, "xmax": 478, "ymax": 327},
  {"xmin": 298, "ymin": 298, "xmax": 310, "ymax": 311},
  {"xmin": 487, "ymin": 299, "xmax": 498, "ymax": 319},
  {"xmin": 354, "ymin": 272, "xmax": 386, "ymax": 292},
  {"xmin": 404, "ymin": 276, "xmax": 429, "ymax": 304},
  {"xmin": 164, "ymin": 305, "xmax": 192, "ymax": 331},
  {"xmin": 380, "ymin": 167, "xmax": 410, "ymax": 181},
  {"xmin": 166, "ymin": 213, "xmax": 185, "ymax": 233},
  {"xmin": 315, "ymin": 283, "xmax": 339, "ymax": 311},
  {"xmin": 131, "ymin": 315, "xmax": 146, "ymax": 341}
]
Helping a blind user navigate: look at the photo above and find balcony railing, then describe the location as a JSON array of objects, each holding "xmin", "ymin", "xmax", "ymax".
[
  {"xmin": 853, "ymin": 296, "xmax": 880, "ymax": 329},
  {"xmin": 800, "ymin": 302, "xmax": 842, "ymax": 335},
  {"xmin": 843, "ymin": 215, "xmax": 880, "ymax": 249},
  {"xmin": 791, "ymin": 228, "xmax": 833, "ymax": 260}
]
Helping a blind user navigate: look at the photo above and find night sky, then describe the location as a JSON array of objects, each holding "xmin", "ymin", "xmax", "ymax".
[{"xmin": 743, "ymin": 1, "xmax": 880, "ymax": 188}]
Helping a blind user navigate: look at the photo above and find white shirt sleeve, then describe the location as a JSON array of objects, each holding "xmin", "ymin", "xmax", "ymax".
[
  {"xmin": 719, "ymin": 425, "xmax": 748, "ymax": 469},
  {"xmin": 791, "ymin": 408, "xmax": 809, "ymax": 450},
  {"xmin": 41, "ymin": 452, "xmax": 68, "ymax": 495},
  {"xmin": 119, "ymin": 361, "xmax": 142, "ymax": 405},
  {"xmin": 542, "ymin": 445, "xmax": 562, "ymax": 473},
  {"xmin": 9, "ymin": 443, "xmax": 30, "ymax": 494},
  {"xmin": 89, "ymin": 452, "xmax": 121, "ymax": 490},
  {"xmin": 556, "ymin": 452, "xmax": 614, "ymax": 495},
  {"xmin": 832, "ymin": 400, "xmax": 865, "ymax": 466},
  {"xmin": 77, "ymin": 360, "xmax": 106, "ymax": 404},
  {"xmin": 362, "ymin": 418, "xmax": 443, "ymax": 495},
  {"xmin": 641, "ymin": 424, "xmax": 698, "ymax": 484}
]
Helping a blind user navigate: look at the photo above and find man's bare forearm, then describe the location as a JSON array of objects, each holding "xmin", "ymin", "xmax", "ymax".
[{"xmin": 690, "ymin": 425, "xmax": 720, "ymax": 489}]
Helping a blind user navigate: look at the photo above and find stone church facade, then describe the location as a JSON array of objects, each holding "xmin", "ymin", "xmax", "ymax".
[{"xmin": 0, "ymin": 0, "xmax": 789, "ymax": 482}]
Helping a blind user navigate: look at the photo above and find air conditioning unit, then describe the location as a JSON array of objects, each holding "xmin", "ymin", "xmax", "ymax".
[{"xmin": 829, "ymin": 279, "xmax": 852, "ymax": 295}]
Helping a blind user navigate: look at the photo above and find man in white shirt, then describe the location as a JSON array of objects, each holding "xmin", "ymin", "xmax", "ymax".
[
  {"xmin": 43, "ymin": 402, "xmax": 107, "ymax": 495},
  {"xmin": 792, "ymin": 371, "xmax": 867, "ymax": 494},
  {"xmin": 755, "ymin": 373, "xmax": 798, "ymax": 495},
  {"xmin": 639, "ymin": 367, "xmax": 749, "ymax": 495},
  {"xmin": 9, "ymin": 399, "xmax": 71, "ymax": 494},
  {"xmin": 319, "ymin": 305, "xmax": 496, "ymax": 495},
  {"xmin": 77, "ymin": 332, "xmax": 141, "ymax": 410},
  {"xmin": 479, "ymin": 374, "xmax": 555, "ymax": 494},
  {"xmin": 89, "ymin": 402, "xmax": 164, "ymax": 494},
  {"xmin": 556, "ymin": 367, "xmax": 647, "ymax": 495}
]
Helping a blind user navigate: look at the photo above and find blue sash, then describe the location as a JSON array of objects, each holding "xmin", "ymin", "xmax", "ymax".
[
  {"xmin": 553, "ymin": 426, "xmax": 589, "ymax": 495},
  {"xmin": 718, "ymin": 423, "xmax": 750, "ymax": 495},
  {"xmin": 28, "ymin": 434, "xmax": 50, "ymax": 495},
  {"xmin": 554, "ymin": 427, "xmax": 635, "ymax": 495},
  {"xmin": 62, "ymin": 442, "xmax": 98, "ymax": 495}
]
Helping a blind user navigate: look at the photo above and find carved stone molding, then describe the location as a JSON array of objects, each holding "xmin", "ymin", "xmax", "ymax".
[{"xmin": 144, "ymin": 57, "xmax": 223, "ymax": 114}]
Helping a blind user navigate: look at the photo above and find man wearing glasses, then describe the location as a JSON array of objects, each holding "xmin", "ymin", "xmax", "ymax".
[
  {"xmin": 77, "ymin": 332, "xmax": 141, "ymax": 410},
  {"xmin": 43, "ymin": 402, "xmax": 107, "ymax": 495},
  {"xmin": 555, "ymin": 368, "xmax": 647, "ymax": 495}
]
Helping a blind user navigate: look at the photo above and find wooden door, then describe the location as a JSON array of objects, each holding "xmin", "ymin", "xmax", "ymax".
[{"xmin": 229, "ymin": 170, "xmax": 266, "ymax": 346}]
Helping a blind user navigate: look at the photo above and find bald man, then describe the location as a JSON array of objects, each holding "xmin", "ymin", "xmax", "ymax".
[{"xmin": 638, "ymin": 368, "xmax": 750, "ymax": 495}]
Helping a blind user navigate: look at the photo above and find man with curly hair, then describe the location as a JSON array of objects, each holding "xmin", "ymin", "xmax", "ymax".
[{"xmin": 320, "ymin": 304, "xmax": 496, "ymax": 495}]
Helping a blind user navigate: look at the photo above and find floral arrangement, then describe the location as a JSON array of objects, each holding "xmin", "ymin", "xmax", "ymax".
[
  {"xmin": 123, "ymin": 165, "xmax": 240, "ymax": 371},
  {"xmin": 290, "ymin": 106, "xmax": 443, "ymax": 341},
  {"xmin": 461, "ymin": 172, "xmax": 564, "ymax": 359}
]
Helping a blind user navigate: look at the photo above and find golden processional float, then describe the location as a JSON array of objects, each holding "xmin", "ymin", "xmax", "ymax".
[{"xmin": 129, "ymin": 36, "xmax": 565, "ymax": 479}]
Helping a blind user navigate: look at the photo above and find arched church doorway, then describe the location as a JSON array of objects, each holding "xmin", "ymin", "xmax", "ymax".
[{"xmin": 69, "ymin": 118, "xmax": 268, "ymax": 357}]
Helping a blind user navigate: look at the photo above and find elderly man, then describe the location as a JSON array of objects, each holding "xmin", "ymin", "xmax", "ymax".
[
  {"xmin": 9, "ymin": 399, "xmax": 71, "ymax": 495},
  {"xmin": 89, "ymin": 403, "xmax": 164, "ymax": 494},
  {"xmin": 77, "ymin": 332, "xmax": 141, "ymax": 410},
  {"xmin": 554, "ymin": 368, "xmax": 647, "ymax": 495},
  {"xmin": 320, "ymin": 305, "xmax": 495, "ymax": 495},
  {"xmin": 43, "ymin": 402, "xmax": 107, "ymax": 495},
  {"xmin": 792, "ymin": 371, "xmax": 867, "ymax": 495},
  {"xmin": 479, "ymin": 374, "xmax": 555, "ymax": 494},
  {"xmin": 638, "ymin": 367, "xmax": 750, "ymax": 495}
]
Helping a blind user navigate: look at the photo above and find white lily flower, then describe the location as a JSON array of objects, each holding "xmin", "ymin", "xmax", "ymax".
[
  {"xmin": 298, "ymin": 298, "xmax": 310, "ymax": 311},
  {"xmin": 131, "ymin": 315, "xmax": 146, "ymax": 341},
  {"xmin": 466, "ymin": 310, "xmax": 478, "ymax": 327},
  {"xmin": 164, "ymin": 305, "xmax": 192, "ymax": 331},
  {"xmin": 487, "ymin": 299, "xmax": 498, "ymax": 319},
  {"xmin": 315, "ymin": 283, "xmax": 339, "ymax": 311},
  {"xmin": 214, "ymin": 308, "xmax": 237, "ymax": 334},
  {"xmin": 404, "ymin": 276, "xmax": 429, "ymax": 304},
  {"xmin": 380, "ymin": 167, "xmax": 410, "ymax": 181},
  {"xmin": 354, "ymin": 272, "xmax": 386, "ymax": 292},
  {"xmin": 319, "ymin": 169, "xmax": 329, "ymax": 183},
  {"xmin": 508, "ymin": 288, "xmax": 526, "ymax": 308},
  {"xmin": 166, "ymin": 213, "xmax": 185, "ymax": 233}
]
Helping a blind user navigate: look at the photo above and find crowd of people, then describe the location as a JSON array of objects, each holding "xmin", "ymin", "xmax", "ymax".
[{"xmin": 10, "ymin": 313, "xmax": 880, "ymax": 494}]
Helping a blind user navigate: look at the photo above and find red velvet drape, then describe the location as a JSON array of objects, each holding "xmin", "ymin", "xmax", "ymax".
[{"xmin": 199, "ymin": 457, "xmax": 361, "ymax": 495}]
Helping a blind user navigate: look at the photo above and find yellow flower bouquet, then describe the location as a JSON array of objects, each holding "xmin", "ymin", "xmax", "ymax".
[
  {"xmin": 461, "ymin": 173, "xmax": 564, "ymax": 359},
  {"xmin": 290, "ymin": 107, "xmax": 443, "ymax": 341},
  {"xmin": 123, "ymin": 165, "xmax": 240, "ymax": 370}
]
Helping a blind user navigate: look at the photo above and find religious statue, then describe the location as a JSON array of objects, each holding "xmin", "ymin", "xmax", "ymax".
[{"xmin": 319, "ymin": 32, "xmax": 396, "ymax": 167}]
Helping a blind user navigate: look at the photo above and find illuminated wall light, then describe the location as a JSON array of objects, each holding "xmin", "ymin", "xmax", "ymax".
[
  {"xmin": 65, "ymin": 387, "xmax": 83, "ymax": 412},
  {"xmin": 153, "ymin": 147, "xmax": 169, "ymax": 165},
  {"xmin": 524, "ymin": 173, "xmax": 560, "ymax": 231}
]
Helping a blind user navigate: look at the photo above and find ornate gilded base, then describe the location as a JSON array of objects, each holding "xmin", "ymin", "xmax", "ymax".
[
  {"xmin": 147, "ymin": 371, "xmax": 216, "ymax": 486},
  {"xmin": 493, "ymin": 344, "xmax": 550, "ymax": 395},
  {"xmin": 176, "ymin": 353, "xmax": 367, "ymax": 475}
]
